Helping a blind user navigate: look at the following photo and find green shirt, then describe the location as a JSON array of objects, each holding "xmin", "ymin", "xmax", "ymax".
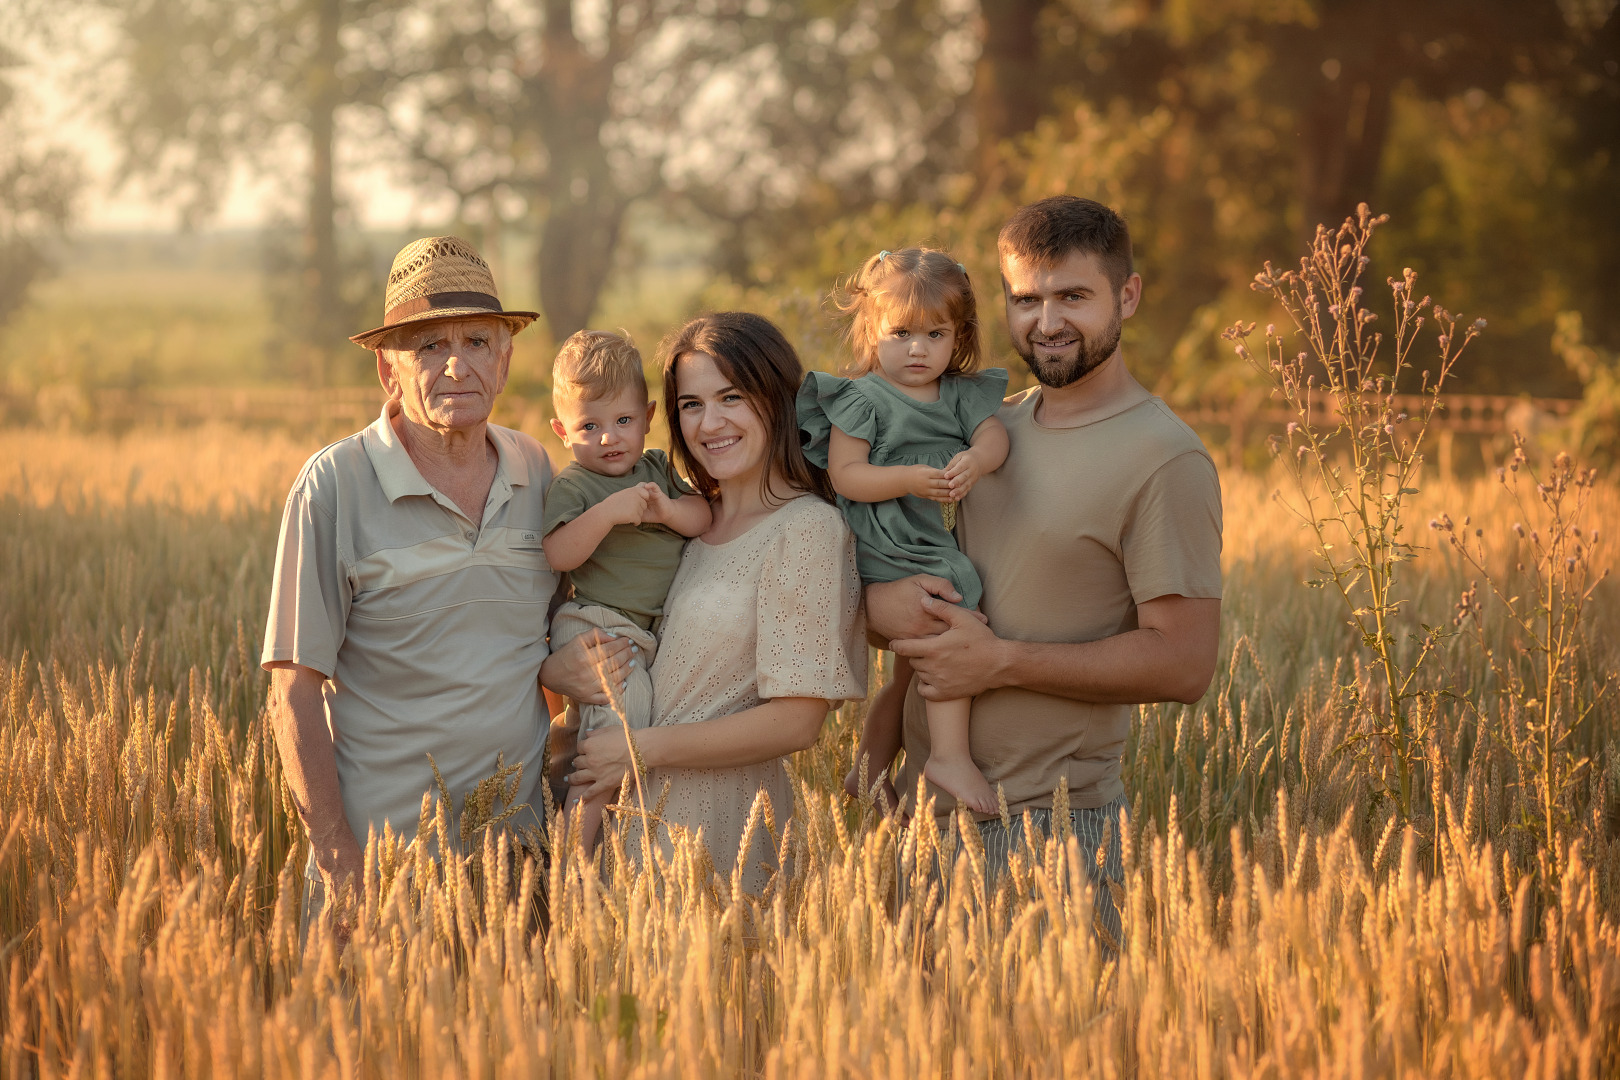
[{"xmin": 542, "ymin": 449, "xmax": 697, "ymax": 629}]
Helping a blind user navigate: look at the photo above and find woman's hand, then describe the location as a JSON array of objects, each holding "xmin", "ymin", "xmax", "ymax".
[
  {"xmin": 905, "ymin": 464, "xmax": 953, "ymax": 503},
  {"xmin": 568, "ymin": 723, "xmax": 650, "ymax": 800},
  {"xmin": 540, "ymin": 628, "xmax": 639, "ymax": 705}
]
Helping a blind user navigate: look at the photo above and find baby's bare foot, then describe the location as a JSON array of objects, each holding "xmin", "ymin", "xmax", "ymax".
[
  {"xmin": 924, "ymin": 755, "xmax": 997, "ymax": 815},
  {"xmin": 843, "ymin": 765, "xmax": 864, "ymax": 800},
  {"xmin": 845, "ymin": 765, "xmax": 902, "ymax": 815}
]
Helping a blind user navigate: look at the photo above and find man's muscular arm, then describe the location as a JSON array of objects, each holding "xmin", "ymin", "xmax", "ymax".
[
  {"xmin": 889, "ymin": 592, "xmax": 1220, "ymax": 705},
  {"xmin": 266, "ymin": 663, "xmax": 364, "ymax": 894}
]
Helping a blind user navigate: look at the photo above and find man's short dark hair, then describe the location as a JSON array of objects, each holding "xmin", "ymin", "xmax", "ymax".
[{"xmin": 997, "ymin": 196, "xmax": 1133, "ymax": 293}]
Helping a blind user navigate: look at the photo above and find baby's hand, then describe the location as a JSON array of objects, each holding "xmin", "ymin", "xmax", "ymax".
[
  {"xmin": 637, "ymin": 483, "xmax": 673, "ymax": 524},
  {"xmin": 905, "ymin": 464, "xmax": 953, "ymax": 503},
  {"xmin": 600, "ymin": 483, "xmax": 654, "ymax": 526},
  {"xmin": 944, "ymin": 449, "xmax": 986, "ymax": 500}
]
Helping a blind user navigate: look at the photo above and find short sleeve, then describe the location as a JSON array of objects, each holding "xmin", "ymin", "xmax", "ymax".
[
  {"xmin": 797, "ymin": 371, "xmax": 880, "ymax": 468},
  {"xmin": 541, "ymin": 471, "xmax": 592, "ymax": 535},
  {"xmin": 755, "ymin": 502, "xmax": 868, "ymax": 703},
  {"xmin": 1121, "ymin": 450, "xmax": 1223, "ymax": 604},
  {"xmin": 643, "ymin": 448, "xmax": 697, "ymax": 498},
  {"xmin": 261, "ymin": 486, "xmax": 349, "ymax": 678},
  {"xmin": 945, "ymin": 368, "xmax": 1010, "ymax": 439}
]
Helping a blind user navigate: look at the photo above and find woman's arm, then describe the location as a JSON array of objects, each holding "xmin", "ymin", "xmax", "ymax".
[
  {"xmin": 827, "ymin": 426, "xmax": 952, "ymax": 503},
  {"xmin": 567, "ymin": 697, "xmax": 831, "ymax": 799},
  {"xmin": 943, "ymin": 415, "xmax": 1009, "ymax": 501}
]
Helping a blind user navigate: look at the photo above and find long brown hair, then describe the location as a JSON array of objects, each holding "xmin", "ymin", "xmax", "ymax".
[{"xmin": 658, "ymin": 312, "xmax": 835, "ymax": 506}]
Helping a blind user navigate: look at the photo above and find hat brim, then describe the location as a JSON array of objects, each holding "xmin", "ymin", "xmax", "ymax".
[{"xmin": 350, "ymin": 307, "xmax": 540, "ymax": 349}]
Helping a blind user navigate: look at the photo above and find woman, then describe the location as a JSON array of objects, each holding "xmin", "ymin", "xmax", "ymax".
[{"xmin": 565, "ymin": 312, "xmax": 866, "ymax": 890}]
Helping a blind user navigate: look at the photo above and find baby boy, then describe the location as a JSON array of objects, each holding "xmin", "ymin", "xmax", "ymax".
[{"xmin": 543, "ymin": 330, "xmax": 712, "ymax": 848}]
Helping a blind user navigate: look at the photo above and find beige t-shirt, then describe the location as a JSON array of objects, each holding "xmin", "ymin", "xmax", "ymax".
[{"xmin": 897, "ymin": 389, "xmax": 1222, "ymax": 818}]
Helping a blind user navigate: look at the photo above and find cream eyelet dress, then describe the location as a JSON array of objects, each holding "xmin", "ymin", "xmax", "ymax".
[{"xmin": 642, "ymin": 493, "xmax": 866, "ymax": 893}]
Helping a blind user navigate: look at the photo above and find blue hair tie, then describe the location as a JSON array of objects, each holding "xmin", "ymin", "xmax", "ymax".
[
  {"xmin": 877, "ymin": 250, "xmax": 890, "ymax": 261},
  {"xmin": 957, "ymin": 262, "xmax": 966, "ymax": 274}
]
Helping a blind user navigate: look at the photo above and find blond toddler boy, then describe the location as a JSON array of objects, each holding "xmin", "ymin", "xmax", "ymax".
[{"xmin": 543, "ymin": 331, "xmax": 712, "ymax": 848}]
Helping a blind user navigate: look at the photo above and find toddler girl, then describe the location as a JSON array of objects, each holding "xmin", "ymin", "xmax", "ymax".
[{"xmin": 797, "ymin": 247, "xmax": 1008, "ymax": 814}]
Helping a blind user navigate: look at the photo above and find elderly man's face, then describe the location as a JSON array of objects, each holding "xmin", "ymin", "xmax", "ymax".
[{"xmin": 377, "ymin": 318, "xmax": 512, "ymax": 432}]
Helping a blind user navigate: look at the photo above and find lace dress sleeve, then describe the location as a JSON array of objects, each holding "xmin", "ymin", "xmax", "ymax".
[{"xmin": 754, "ymin": 500, "xmax": 868, "ymax": 703}]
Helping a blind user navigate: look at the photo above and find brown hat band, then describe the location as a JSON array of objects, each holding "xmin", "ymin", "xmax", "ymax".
[{"xmin": 385, "ymin": 290, "xmax": 502, "ymax": 326}]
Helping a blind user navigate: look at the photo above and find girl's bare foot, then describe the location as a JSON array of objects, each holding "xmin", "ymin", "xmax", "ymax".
[{"xmin": 924, "ymin": 755, "xmax": 997, "ymax": 815}]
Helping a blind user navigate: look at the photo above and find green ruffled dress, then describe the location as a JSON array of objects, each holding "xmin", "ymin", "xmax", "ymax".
[{"xmin": 797, "ymin": 368, "xmax": 1009, "ymax": 610}]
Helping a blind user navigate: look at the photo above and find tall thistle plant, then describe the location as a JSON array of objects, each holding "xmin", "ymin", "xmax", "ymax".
[
  {"xmin": 1223, "ymin": 205, "xmax": 1482, "ymax": 821},
  {"xmin": 1438, "ymin": 441, "xmax": 1610, "ymax": 877}
]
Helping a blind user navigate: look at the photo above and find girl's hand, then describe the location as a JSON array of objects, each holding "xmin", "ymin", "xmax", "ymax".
[
  {"xmin": 905, "ymin": 464, "xmax": 953, "ymax": 503},
  {"xmin": 943, "ymin": 449, "xmax": 985, "ymax": 500}
]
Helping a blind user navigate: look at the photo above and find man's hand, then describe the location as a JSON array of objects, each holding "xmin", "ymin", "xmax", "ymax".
[
  {"xmin": 541, "ymin": 627, "xmax": 639, "ymax": 705},
  {"xmin": 864, "ymin": 576, "xmax": 988, "ymax": 645},
  {"xmin": 889, "ymin": 598, "xmax": 1010, "ymax": 700},
  {"xmin": 266, "ymin": 661, "xmax": 363, "ymax": 949}
]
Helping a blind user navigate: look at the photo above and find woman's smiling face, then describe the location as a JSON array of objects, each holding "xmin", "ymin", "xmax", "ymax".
[{"xmin": 675, "ymin": 350, "xmax": 769, "ymax": 486}]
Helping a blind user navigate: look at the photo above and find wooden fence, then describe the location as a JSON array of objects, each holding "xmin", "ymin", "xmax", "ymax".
[
  {"xmin": 1174, "ymin": 391, "xmax": 1578, "ymax": 474},
  {"xmin": 2, "ymin": 384, "xmax": 1580, "ymax": 475}
]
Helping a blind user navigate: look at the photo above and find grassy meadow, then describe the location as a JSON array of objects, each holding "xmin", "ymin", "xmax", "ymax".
[{"xmin": 2, "ymin": 417, "xmax": 1617, "ymax": 1078}]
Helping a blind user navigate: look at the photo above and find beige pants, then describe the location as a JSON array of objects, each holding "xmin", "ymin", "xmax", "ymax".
[{"xmin": 549, "ymin": 601, "xmax": 658, "ymax": 736}]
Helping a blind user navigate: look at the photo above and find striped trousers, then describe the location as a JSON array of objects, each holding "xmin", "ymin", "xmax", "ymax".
[{"xmin": 973, "ymin": 795, "xmax": 1127, "ymax": 950}]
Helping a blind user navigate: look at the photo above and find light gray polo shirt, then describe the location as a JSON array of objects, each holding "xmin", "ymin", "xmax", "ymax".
[{"xmin": 262, "ymin": 403, "xmax": 559, "ymax": 843}]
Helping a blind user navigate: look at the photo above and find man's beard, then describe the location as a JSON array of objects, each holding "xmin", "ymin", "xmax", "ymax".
[{"xmin": 1015, "ymin": 308, "xmax": 1123, "ymax": 389}]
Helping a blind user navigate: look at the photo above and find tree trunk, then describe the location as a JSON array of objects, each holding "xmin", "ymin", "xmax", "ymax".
[
  {"xmin": 531, "ymin": 0, "xmax": 625, "ymax": 341},
  {"xmin": 303, "ymin": 0, "xmax": 343, "ymax": 378},
  {"xmin": 1299, "ymin": 66, "xmax": 1394, "ymax": 235},
  {"xmin": 973, "ymin": 0, "xmax": 1045, "ymax": 189}
]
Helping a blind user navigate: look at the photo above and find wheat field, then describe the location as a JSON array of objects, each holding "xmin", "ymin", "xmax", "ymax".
[{"xmin": 2, "ymin": 424, "xmax": 1617, "ymax": 1078}]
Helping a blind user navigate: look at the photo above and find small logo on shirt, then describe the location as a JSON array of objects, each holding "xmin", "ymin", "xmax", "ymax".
[{"xmin": 509, "ymin": 529, "xmax": 545, "ymax": 553}]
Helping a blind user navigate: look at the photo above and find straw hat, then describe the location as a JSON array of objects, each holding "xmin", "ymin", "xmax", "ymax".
[{"xmin": 350, "ymin": 236, "xmax": 539, "ymax": 349}]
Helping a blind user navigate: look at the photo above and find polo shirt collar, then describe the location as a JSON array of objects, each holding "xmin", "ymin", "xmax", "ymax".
[{"xmin": 361, "ymin": 401, "xmax": 531, "ymax": 504}]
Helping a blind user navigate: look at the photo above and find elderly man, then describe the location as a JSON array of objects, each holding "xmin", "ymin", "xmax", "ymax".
[
  {"xmin": 262, "ymin": 236, "xmax": 633, "ymax": 915},
  {"xmin": 868, "ymin": 197, "xmax": 1224, "ymax": 944}
]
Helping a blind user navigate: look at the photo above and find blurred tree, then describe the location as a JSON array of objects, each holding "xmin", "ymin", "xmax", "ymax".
[
  {"xmin": 0, "ymin": 46, "xmax": 81, "ymax": 330},
  {"xmin": 387, "ymin": 0, "xmax": 979, "ymax": 341},
  {"xmin": 952, "ymin": 0, "xmax": 1618, "ymax": 396},
  {"xmin": 59, "ymin": 0, "xmax": 407, "ymax": 381},
  {"xmin": 386, "ymin": 0, "xmax": 719, "ymax": 343}
]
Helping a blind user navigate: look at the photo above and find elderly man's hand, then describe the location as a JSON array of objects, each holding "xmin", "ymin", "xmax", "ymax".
[
  {"xmin": 540, "ymin": 627, "xmax": 639, "ymax": 705},
  {"xmin": 864, "ymin": 576, "xmax": 989, "ymax": 646},
  {"xmin": 889, "ymin": 598, "xmax": 1010, "ymax": 701}
]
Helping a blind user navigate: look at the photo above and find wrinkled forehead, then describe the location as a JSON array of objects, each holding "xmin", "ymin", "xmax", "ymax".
[{"xmin": 380, "ymin": 316, "xmax": 508, "ymax": 353}]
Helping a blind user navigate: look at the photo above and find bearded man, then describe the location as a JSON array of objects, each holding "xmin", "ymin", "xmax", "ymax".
[{"xmin": 864, "ymin": 196, "xmax": 1224, "ymax": 943}]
